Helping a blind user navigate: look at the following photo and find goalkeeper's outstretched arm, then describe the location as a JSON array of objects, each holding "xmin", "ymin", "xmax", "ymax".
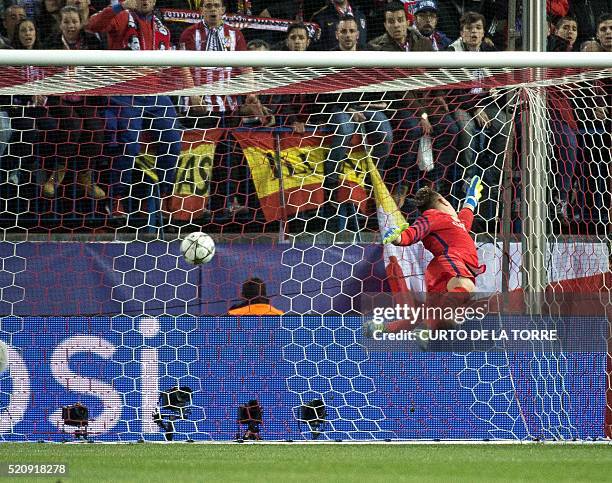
[{"xmin": 382, "ymin": 176, "xmax": 483, "ymax": 246}]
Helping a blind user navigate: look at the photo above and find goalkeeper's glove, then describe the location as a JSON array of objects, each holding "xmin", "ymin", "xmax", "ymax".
[
  {"xmin": 464, "ymin": 175, "xmax": 483, "ymax": 210},
  {"xmin": 382, "ymin": 223, "xmax": 410, "ymax": 245}
]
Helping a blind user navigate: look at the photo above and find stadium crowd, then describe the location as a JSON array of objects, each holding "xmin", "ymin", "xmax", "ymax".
[{"xmin": 0, "ymin": 0, "xmax": 610, "ymax": 232}]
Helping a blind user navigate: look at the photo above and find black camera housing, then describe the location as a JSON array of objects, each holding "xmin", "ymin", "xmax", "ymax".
[
  {"xmin": 236, "ymin": 400, "xmax": 263, "ymax": 440},
  {"xmin": 61, "ymin": 403, "xmax": 89, "ymax": 427},
  {"xmin": 153, "ymin": 386, "xmax": 193, "ymax": 441},
  {"xmin": 159, "ymin": 386, "xmax": 192, "ymax": 419},
  {"xmin": 299, "ymin": 399, "xmax": 327, "ymax": 439},
  {"xmin": 61, "ymin": 402, "xmax": 89, "ymax": 440},
  {"xmin": 160, "ymin": 386, "xmax": 192, "ymax": 410}
]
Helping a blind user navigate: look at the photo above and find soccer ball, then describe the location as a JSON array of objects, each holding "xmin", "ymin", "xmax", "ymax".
[
  {"xmin": 180, "ymin": 232, "xmax": 216, "ymax": 265},
  {"xmin": 0, "ymin": 340, "xmax": 8, "ymax": 374}
]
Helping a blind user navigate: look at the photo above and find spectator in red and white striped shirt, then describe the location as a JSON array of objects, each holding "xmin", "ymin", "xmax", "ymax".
[
  {"xmin": 180, "ymin": 0, "xmax": 247, "ymax": 128},
  {"xmin": 179, "ymin": 0, "xmax": 250, "ymax": 215}
]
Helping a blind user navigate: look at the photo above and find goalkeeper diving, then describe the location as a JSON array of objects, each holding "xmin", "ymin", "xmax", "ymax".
[
  {"xmin": 364, "ymin": 176, "xmax": 485, "ymax": 338},
  {"xmin": 384, "ymin": 176, "xmax": 485, "ymax": 294}
]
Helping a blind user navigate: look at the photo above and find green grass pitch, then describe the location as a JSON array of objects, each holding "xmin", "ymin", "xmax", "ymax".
[{"xmin": 1, "ymin": 443, "xmax": 611, "ymax": 482}]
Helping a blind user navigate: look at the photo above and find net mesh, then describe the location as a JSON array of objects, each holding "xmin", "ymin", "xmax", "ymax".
[{"xmin": 0, "ymin": 61, "xmax": 610, "ymax": 441}]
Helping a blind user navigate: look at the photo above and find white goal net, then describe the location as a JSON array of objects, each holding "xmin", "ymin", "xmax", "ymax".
[{"xmin": 0, "ymin": 50, "xmax": 610, "ymax": 441}]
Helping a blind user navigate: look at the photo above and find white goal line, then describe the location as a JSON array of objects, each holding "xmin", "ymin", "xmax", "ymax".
[{"xmin": 12, "ymin": 439, "xmax": 612, "ymax": 446}]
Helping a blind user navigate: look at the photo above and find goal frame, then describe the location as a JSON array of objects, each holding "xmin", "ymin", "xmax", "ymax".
[{"xmin": 0, "ymin": 50, "xmax": 610, "ymax": 68}]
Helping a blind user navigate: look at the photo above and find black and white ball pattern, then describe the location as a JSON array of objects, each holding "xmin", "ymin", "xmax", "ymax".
[{"xmin": 180, "ymin": 232, "xmax": 216, "ymax": 265}]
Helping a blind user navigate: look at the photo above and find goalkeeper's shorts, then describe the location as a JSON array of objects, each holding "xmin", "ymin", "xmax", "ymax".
[{"xmin": 425, "ymin": 256, "xmax": 483, "ymax": 293}]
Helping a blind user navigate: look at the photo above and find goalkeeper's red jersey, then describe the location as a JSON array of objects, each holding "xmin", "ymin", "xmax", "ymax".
[{"xmin": 397, "ymin": 208, "xmax": 485, "ymax": 277}]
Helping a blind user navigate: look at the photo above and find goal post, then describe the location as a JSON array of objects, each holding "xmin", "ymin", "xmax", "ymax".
[
  {"xmin": 521, "ymin": 0, "xmax": 550, "ymax": 316},
  {"xmin": 0, "ymin": 51, "xmax": 610, "ymax": 442}
]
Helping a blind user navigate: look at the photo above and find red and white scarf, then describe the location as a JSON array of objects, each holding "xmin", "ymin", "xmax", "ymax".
[
  {"xmin": 191, "ymin": 22, "xmax": 239, "ymax": 112},
  {"xmin": 193, "ymin": 23, "xmax": 234, "ymax": 52},
  {"xmin": 123, "ymin": 11, "xmax": 171, "ymax": 51}
]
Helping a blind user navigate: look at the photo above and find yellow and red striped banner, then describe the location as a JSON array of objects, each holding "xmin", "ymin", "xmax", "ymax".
[
  {"xmin": 138, "ymin": 129, "xmax": 374, "ymax": 221},
  {"xmin": 234, "ymin": 130, "xmax": 372, "ymax": 222}
]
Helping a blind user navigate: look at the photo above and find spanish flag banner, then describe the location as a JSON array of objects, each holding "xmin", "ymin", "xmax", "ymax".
[{"xmin": 233, "ymin": 130, "xmax": 372, "ymax": 222}]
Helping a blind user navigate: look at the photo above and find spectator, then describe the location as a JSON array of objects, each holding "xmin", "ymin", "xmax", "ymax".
[
  {"xmin": 447, "ymin": 11, "xmax": 493, "ymax": 52},
  {"xmin": 40, "ymin": 5, "xmax": 106, "ymax": 200},
  {"xmin": 0, "ymin": 3, "xmax": 21, "ymax": 167},
  {"xmin": 12, "ymin": 16, "xmax": 38, "ymax": 49},
  {"xmin": 580, "ymin": 14, "xmax": 612, "ymax": 118},
  {"xmin": 311, "ymin": 0, "xmax": 367, "ymax": 50},
  {"xmin": 391, "ymin": 101, "xmax": 460, "ymax": 212},
  {"xmin": 66, "ymin": 0, "xmax": 107, "ymax": 47},
  {"xmin": 241, "ymin": 39, "xmax": 275, "ymax": 127},
  {"xmin": 577, "ymin": 16, "xmax": 610, "ymax": 128},
  {"xmin": 287, "ymin": 22, "xmax": 311, "ymax": 51},
  {"xmin": 580, "ymin": 13, "xmax": 612, "ymax": 51},
  {"xmin": 366, "ymin": 2, "xmax": 457, "ymax": 211},
  {"xmin": 4, "ymin": 18, "xmax": 45, "ymax": 198},
  {"xmin": 65, "ymin": 0, "xmax": 98, "ymax": 29},
  {"xmin": 447, "ymin": 12, "xmax": 511, "ymax": 225},
  {"xmin": 316, "ymin": 16, "xmax": 393, "ymax": 226},
  {"xmin": 88, "ymin": 0, "xmax": 182, "ymax": 219},
  {"xmin": 411, "ymin": 0, "xmax": 451, "ymax": 50},
  {"xmin": 434, "ymin": 0, "xmax": 481, "ymax": 43},
  {"xmin": 1, "ymin": 4, "xmax": 25, "ymax": 47},
  {"xmin": 180, "ymin": 0, "xmax": 249, "ymax": 216},
  {"xmin": 225, "ymin": 39, "xmax": 279, "ymax": 217},
  {"xmin": 179, "ymin": 0, "xmax": 247, "ymax": 128},
  {"xmin": 595, "ymin": 12, "xmax": 612, "ymax": 52},
  {"xmin": 367, "ymin": 1, "xmax": 432, "ymax": 51},
  {"xmin": 12, "ymin": 0, "xmax": 42, "ymax": 18},
  {"xmin": 271, "ymin": 24, "xmax": 315, "ymax": 135},
  {"xmin": 581, "ymin": 13, "xmax": 611, "ymax": 224},
  {"xmin": 547, "ymin": 15, "xmax": 578, "ymax": 51},
  {"xmin": 547, "ymin": 15, "xmax": 581, "ymax": 223},
  {"xmin": 36, "ymin": 0, "xmax": 63, "ymax": 41},
  {"xmin": 274, "ymin": 21, "xmax": 312, "ymax": 51},
  {"xmin": 334, "ymin": 14, "xmax": 359, "ymax": 50},
  {"xmin": 227, "ymin": 277, "xmax": 284, "ymax": 315},
  {"xmin": 268, "ymin": 23, "xmax": 317, "ymax": 220},
  {"xmin": 569, "ymin": 0, "xmax": 610, "ymax": 46}
]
